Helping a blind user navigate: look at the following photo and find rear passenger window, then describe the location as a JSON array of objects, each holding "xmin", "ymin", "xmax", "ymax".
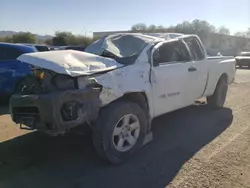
[
  {"xmin": 184, "ymin": 38, "xmax": 204, "ymax": 61},
  {"xmin": 154, "ymin": 40, "xmax": 191, "ymax": 65},
  {"xmin": 0, "ymin": 46, "xmax": 23, "ymax": 61}
]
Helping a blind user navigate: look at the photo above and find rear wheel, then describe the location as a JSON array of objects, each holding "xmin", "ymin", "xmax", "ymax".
[
  {"xmin": 207, "ymin": 76, "xmax": 228, "ymax": 108},
  {"xmin": 92, "ymin": 100, "xmax": 147, "ymax": 164}
]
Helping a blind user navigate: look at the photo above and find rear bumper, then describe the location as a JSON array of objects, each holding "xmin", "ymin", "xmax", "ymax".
[{"xmin": 10, "ymin": 88, "xmax": 101, "ymax": 135}]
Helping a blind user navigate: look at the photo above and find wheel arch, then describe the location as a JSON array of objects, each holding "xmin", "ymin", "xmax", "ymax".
[
  {"xmin": 120, "ymin": 92, "xmax": 149, "ymax": 112},
  {"xmin": 107, "ymin": 91, "xmax": 152, "ymax": 133},
  {"xmin": 211, "ymin": 73, "xmax": 228, "ymax": 96},
  {"xmin": 219, "ymin": 73, "xmax": 228, "ymax": 83}
]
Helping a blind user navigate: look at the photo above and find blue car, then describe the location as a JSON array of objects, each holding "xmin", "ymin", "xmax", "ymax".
[{"xmin": 0, "ymin": 43, "xmax": 36, "ymax": 98}]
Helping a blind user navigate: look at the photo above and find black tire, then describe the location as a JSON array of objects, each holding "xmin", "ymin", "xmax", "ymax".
[
  {"xmin": 207, "ymin": 76, "xmax": 228, "ymax": 108},
  {"xmin": 92, "ymin": 100, "xmax": 147, "ymax": 164}
]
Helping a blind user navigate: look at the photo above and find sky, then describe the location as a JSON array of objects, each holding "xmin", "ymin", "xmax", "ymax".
[{"xmin": 0, "ymin": 0, "xmax": 249, "ymax": 36}]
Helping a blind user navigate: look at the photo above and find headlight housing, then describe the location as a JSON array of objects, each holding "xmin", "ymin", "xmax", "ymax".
[
  {"xmin": 52, "ymin": 74, "xmax": 77, "ymax": 90},
  {"xmin": 77, "ymin": 76, "xmax": 102, "ymax": 90}
]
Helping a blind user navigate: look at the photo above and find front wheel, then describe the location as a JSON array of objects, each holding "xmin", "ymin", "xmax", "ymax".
[
  {"xmin": 92, "ymin": 100, "xmax": 147, "ymax": 164},
  {"xmin": 207, "ymin": 76, "xmax": 228, "ymax": 108}
]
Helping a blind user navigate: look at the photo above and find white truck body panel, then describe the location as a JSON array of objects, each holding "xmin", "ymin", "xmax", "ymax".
[{"xmin": 17, "ymin": 34, "xmax": 236, "ymax": 120}]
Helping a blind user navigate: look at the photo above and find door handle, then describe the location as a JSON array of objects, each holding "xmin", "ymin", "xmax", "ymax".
[{"xmin": 188, "ymin": 67, "xmax": 197, "ymax": 72}]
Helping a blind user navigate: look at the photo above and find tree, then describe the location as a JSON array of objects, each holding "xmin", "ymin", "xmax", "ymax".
[
  {"xmin": 52, "ymin": 31, "xmax": 75, "ymax": 46},
  {"xmin": 0, "ymin": 36, "xmax": 13, "ymax": 43},
  {"xmin": 45, "ymin": 38, "xmax": 53, "ymax": 45},
  {"xmin": 55, "ymin": 31, "xmax": 74, "ymax": 38},
  {"xmin": 217, "ymin": 26, "xmax": 230, "ymax": 35},
  {"xmin": 174, "ymin": 20, "xmax": 216, "ymax": 42},
  {"xmin": 246, "ymin": 28, "xmax": 250, "ymax": 37},
  {"xmin": 12, "ymin": 32, "xmax": 36, "ymax": 43},
  {"xmin": 175, "ymin": 21, "xmax": 194, "ymax": 34},
  {"xmin": 130, "ymin": 20, "xmax": 219, "ymax": 42},
  {"xmin": 52, "ymin": 36, "xmax": 67, "ymax": 46},
  {"xmin": 156, "ymin": 25, "xmax": 165, "ymax": 32},
  {"xmin": 148, "ymin": 25, "xmax": 157, "ymax": 32},
  {"xmin": 234, "ymin": 32, "xmax": 246, "ymax": 37},
  {"xmin": 131, "ymin": 23, "xmax": 147, "ymax": 31},
  {"xmin": 52, "ymin": 31, "xmax": 95, "ymax": 46},
  {"xmin": 74, "ymin": 35, "xmax": 93, "ymax": 46},
  {"xmin": 234, "ymin": 28, "xmax": 250, "ymax": 38}
]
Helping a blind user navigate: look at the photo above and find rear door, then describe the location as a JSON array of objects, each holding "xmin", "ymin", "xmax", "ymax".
[
  {"xmin": 0, "ymin": 46, "xmax": 23, "ymax": 93},
  {"xmin": 183, "ymin": 36, "xmax": 208, "ymax": 101}
]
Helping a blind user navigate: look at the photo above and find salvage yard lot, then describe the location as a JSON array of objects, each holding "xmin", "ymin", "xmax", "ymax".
[{"xmin": 0, "ymin": 69, "xmax": 250, "ymax": 188}]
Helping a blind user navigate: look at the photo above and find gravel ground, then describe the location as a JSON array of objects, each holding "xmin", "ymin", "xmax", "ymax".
[{"xmin": 0, "ymin": 69, "xmax": 249, "ymax": 188}]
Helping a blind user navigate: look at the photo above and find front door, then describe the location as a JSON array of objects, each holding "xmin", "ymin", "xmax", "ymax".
[{"xmin": 150, "ymin": 39, "xmax": 195, "ymax": 117}]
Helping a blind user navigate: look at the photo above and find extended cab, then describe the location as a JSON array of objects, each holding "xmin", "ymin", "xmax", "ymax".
[{"xmin": 9, "ymin": 33, "xmax": 236, "ymax": 164}]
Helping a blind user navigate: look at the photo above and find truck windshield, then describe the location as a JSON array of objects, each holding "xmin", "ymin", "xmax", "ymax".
[{"xmin": 85, "ymin": 34, "xmax": 154, "ymax": 64}]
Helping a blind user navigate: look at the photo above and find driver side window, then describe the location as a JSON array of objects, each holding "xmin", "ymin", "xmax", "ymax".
[
  {"xmin": 184, "ymin": 37, "xmax": 205, "ymax": 61},
  {"xmin": 153, "ymin": 40, "xmax": 191, "ymax": 66}
]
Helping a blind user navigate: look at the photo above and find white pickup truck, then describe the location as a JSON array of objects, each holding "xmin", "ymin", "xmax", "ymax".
[{"xmin": 10, "ymin": 33, "xmax": 236, "ymax": 164}]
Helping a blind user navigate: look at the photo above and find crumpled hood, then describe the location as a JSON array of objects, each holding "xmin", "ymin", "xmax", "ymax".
[{"xmin": 17, "ymin": 50, "xmax": 122, "ymax": 77}]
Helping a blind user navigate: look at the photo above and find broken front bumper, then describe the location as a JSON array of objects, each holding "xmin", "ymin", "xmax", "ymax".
[{"xmin": 10, "ymin": 88, "xmax": 101, "ymax": 135}]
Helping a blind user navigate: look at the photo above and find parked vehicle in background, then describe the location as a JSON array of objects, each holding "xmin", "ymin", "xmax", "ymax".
[
  {"xmin": 10, "ymin": 33, "xmax": 236, "ymax": 164},
  {"xmin": 33, "ymin": 45, "xmax": 50, "ymax": 52},
  {"xmin": 48, "ymin": 47, "xmax": 56, "ymax": 51},
  {"xmin": 0, "ymin": 43, "xmax": 36, "ymax": 98},
  {"xmin": 47, "ymin": 46, "xmax": 60, "ymax": 51},
  {"xmin": 235, "ymin": 52, "xmax": 250, "ymax": 68},
  {"xmin": 58, "ymin": 45, "xmax": 86, "ymax": 51},
  {"xmin": 18, "ymin": 43, "xmax": 50, "ymax": 52}
]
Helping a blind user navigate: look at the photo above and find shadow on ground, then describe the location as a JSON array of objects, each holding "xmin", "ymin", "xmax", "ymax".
[
  {"xmin": 0, "ymin": 105, "xmax": 233, "ymax": 188},
  {"xmin": 0, "ymin": 105, "xmax": 9, "ymax": 115}
]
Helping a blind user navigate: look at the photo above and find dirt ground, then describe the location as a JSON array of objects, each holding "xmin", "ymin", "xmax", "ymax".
[{"xmin": 0, "ymin": 69, "xmax": 250, "ymax": 188}]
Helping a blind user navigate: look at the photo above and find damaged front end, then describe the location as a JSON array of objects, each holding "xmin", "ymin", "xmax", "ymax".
[{"xmin": 10, "ymin": 68, "xmax": 102, "ymax": 136}]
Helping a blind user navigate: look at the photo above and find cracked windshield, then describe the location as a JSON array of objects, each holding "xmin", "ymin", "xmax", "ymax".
[{"xmin": 0, "ymin": 0, "xmax": 249, "ymax": 187}]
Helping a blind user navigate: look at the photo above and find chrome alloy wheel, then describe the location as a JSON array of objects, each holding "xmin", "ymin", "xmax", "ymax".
[{"xmin": 112, "ymin": 114, "xmax": 140, "ymax": 152}]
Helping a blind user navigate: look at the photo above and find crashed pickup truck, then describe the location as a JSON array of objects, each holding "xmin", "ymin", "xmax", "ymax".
[{"xmin": 10, "ymin": 33, "xmax": 236, "ymax": 164}]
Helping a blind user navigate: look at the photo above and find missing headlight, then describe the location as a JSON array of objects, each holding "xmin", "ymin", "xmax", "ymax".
[
  {"xmin": 61, "ymin": 102, "xmax": 81, "ymax": 121},
  {"xmin": 52, "ymin": 74, "xmax": 77, "ymax": 90}
]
